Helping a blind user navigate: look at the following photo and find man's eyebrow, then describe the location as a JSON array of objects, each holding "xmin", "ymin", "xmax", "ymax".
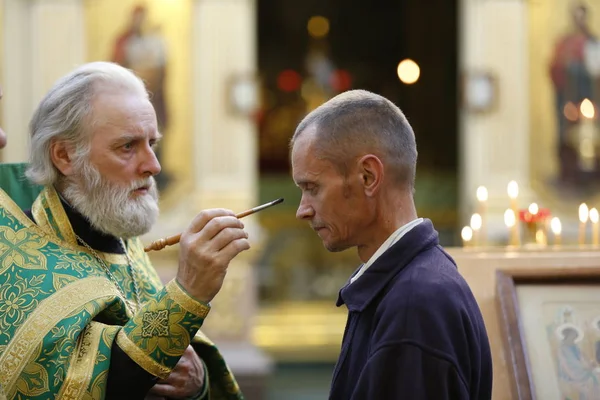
[{"xmin": 113, "ymin": 132, "xmax": 163, "ymax": 143}]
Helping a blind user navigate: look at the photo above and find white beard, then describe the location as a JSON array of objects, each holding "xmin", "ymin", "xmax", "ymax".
[{"xmin": 62, "ymin": 160, "xmax": 159, "ymax": 239}]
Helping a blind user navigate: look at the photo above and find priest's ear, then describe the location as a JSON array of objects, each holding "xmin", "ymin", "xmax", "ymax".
[
  {"xmin": 358, "ymin": 154, "xmax": 384, "ymax": 197},
  {"xmin": 50, "ymin": 139, "xmax": 76, "ymax": 177}
]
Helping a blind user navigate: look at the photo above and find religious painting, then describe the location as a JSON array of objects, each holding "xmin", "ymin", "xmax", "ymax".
[
  {"xmin": 497, "ymin": 269, "xmax": 600, "ymax": 399},
  {"xmin": 530, "ymin": 0, "xmax": 600, "ymax": 208},
  {"xmin": 84, "ymin": 0, "xmax": 193, "ymax": 203}
]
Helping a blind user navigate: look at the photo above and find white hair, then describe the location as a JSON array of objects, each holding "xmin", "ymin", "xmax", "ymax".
[{"xmin": 26, "ymin": 61, "xmax": 148, "ymax": 185}]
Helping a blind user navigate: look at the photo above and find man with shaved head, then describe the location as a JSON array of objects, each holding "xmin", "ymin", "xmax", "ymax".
[{"xmin": 290, "ymin": 89, "xmax": 493, "ymax": 399}]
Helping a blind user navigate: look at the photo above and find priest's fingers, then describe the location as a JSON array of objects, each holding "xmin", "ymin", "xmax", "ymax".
[{"xmin": 185, "ymin": 209, "xmax": 236, "ymax": 236}]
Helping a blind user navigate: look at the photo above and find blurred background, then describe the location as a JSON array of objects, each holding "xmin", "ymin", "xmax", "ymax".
[{"xmin": 3, "ymin": 0, "xmax": 600, "ymax": 398}]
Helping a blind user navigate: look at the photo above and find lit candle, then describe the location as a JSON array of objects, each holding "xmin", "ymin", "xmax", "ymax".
[
  {"xmin": 590, "ymin": 208, "xmax": 599, "ymax": 246},
  {"xmin": 470, "ymin": 213, "xmax": 482, "ymax": 247},
  {"xmin": 579, "ymin": 99, "xmax": 596, "ymax": 171},
  {"xmin": 507, "ymin": 181, "xmax": 519, "ymax": 213},
  {"xmin": 579, "ymin": 203, "xmax": 589, "ymax": 246},
  {"xmin": 528, "ymin": 203, "xmax": 539, "ymax": 216},
  {"xmin": 476, "ymin": 186, "xmax": 488, "ymax": 245},
  {"xmin": 507, "ymin": 181, "xmax": 519, "ymax": 245},
  {"xmin": 535, "ymin": 229, "xmax": 547, "ymax": 246},
  {"xmin": 504, "ymin": 208, "xmax": 519, "ymax": 246},
  {"xmin": 551, "ymin": 217, "xmax": 562, "ymax": 246},
  {"xmin": 527, "ymin": 203, "xmax": 542, "ymax": 245},
  {"xmin": 461, "ymin": 226, "xmax": 473, "ymax": 247}
]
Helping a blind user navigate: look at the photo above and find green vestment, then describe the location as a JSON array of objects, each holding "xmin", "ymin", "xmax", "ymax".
[{"xmin": 0, "ymin": 181, "xmax": 243, "ymax": 399}]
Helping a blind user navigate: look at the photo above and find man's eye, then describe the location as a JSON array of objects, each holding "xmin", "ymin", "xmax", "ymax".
[{"xmin": 122, "ymin": 142, "xmax": 134, "ymax": 150}]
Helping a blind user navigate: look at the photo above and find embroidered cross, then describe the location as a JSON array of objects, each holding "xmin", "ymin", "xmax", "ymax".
[{"xmin": 141, "ymin": 310, "xmax": 170, "ymax": 338}]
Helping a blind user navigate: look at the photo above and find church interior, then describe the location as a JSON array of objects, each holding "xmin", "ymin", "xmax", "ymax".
[{"xmin": 2, "ymin": 0, "xmax": 600, "ymax": 399}]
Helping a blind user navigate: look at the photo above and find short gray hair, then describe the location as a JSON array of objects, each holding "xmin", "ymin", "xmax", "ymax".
[
  {"xmin": 291, "ymin": 89, "xmax": 418, "ymax": 189},
  {"xmin": 26, "ymin": 61, "xmax": 148, "ymax": 185}
]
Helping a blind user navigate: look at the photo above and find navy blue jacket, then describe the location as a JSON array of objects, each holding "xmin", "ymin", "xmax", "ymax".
[{"xmin": 330, "ymin": 220, "xmax": 492, "ymax": 400}]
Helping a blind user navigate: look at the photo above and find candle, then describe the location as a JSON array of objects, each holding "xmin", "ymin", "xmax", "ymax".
[
  {"xmin": 551, "ymin": 217, "xmax": 562, "ymax": 246},
  {"xmin": 476, "ymin": 186, "xmax": 488, "ymax": 245},
  {"xmin": 535, "ymin": 229, "xmax": 547, "ymax": 246},
  {"xmin": 507, "ymin": 181, "xmax": 519, "ymax": 245},
  {"xmin": 461, "ymin": 226, "xmax": 473, "ymax": 247},
  {"xmin": 579, "ymin": 203, "xmax": 589, "ymax": 246},
  {"xmin": 527, "ymin": 203, "xmax": 541, "ymax": 245},
  {"xmin": 470, "ymin": 213, "xmax": 482, "ymax": 247},
  {"xmin": 579, "ymin": 99, "xmax": 596, "ymax": 171},
  {"xmin": 528, "ymin": 203, "xmax": 539, "ymax": 215},
  {"xmin": 507, "ymin": 181, "xmax": 519, "ymax": 212},
  {"xmin": 504, "ymin": 208, "xmax": 519, "ymax": 246},
  {"xmin": 590, "ymin": 208, "xmax": 599, "ymax": 246}
]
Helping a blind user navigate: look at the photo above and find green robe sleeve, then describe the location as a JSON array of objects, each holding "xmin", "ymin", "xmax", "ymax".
[{"xmin": 116, "ymin": 279, "xmax": 211, "ymax": 379}]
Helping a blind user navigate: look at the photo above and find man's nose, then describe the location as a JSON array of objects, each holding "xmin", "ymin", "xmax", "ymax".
[
  {"xmin": 140, "ymin": 144, "xmax": 161, "ymax": 177},
  {"xmin": 296, "ymin": 198, "xmax": 314, "ymax": 220}
]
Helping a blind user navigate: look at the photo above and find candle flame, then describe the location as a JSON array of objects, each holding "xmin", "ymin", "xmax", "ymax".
[
  {"xmin": 591, "ymin": 208, "xmax": 599, "ymax": 224},
  {"xmin": 461, "ymin": 226, "xmax": 473, "ymax": 242},
  {"xmin": 476, "ymin": 186, "xmax": 488, "ymax": 202},
  {"xmin": 581, "ymin": 98, "xmax": 595, "ymax": 119},
  {"xmin": 507, "ymin": 181, "xmax": 519, "ymax": 199},
  {"xmin": 504, "ymin": 209, "xmax": 516, "ymax": 227},
  {"xmin": 551, "ymin": 217, "xmax": 562, "ymax": 235},
  {"xmin": 470, "ymin": 213, "xmax": 482, "ymax": 231},
  {"xmin": 579, "ymin": 203, "xmax": 589, "ymax": 223},
  {"xmin": 528, "ymin": 203, "xmax": 539, "ymax": 215}
]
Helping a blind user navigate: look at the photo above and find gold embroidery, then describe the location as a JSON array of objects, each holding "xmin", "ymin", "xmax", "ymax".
[
  {"xmin": 0, "ymin": 226, "xmax": 48, "ymax": 274},
  {"xmin": 42, "ymin": 187, "xmax": 78, "ymax": 246},
  {"xmin": 82, "ymin": 370, "xmax": 108, "ymax": 400},
  {"xmin": 0, "ymin": 272, "xmax": 46, "ymax": 344},
  {"xmin": 31, "ymin": 194, "xmax": 54, "ymax": 236},
  {"xmin": 115, "ymin": 330, "xmax": 172, "ymax": 379},
  {"xmin": 14, "ymin": 350, "xmax": 49, "ymax": 397},
  {"xmin": 166, "ymin": 280, "xmax": 211, "ymax": 319},
  {"xmin": 37, "ymin": 187, "xmax": 127, "ymax": 264},
  {"xmin": 52, "ymin": 272, "xmax": 81, "ymax": 291},
  {"xmin": 0, "ymin": 277, "xmax": 121, "ymax": 392},
  {"xmin": 0, "ymin": 189, "xmax": 36, "ymax": 228},
  {"xmin": 57, "ymin": 322, "xmax": 104, "ymax": 400},
  {"xmin": 0, "ymin": 189, "xmax": 99, "ymax": 258},
  {"xmin": 123, "ymin": 296, "xmax": 193, "ymax": 360},
  {"xmin": 142, "ymin": 310, "xmax": 170, "ymax": 338}
]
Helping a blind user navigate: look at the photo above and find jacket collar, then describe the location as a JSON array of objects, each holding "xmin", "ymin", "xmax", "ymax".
[{"xmin": 336, "ymin": 219, "xmax": 439, "ymax": 312}]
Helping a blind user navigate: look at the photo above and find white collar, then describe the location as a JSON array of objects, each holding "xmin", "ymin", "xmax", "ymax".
[{"xmin": 350, "ymin": 218, "xmax": 423, "ymax": 284}]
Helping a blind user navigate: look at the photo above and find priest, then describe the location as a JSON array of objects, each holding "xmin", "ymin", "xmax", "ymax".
[{"xmin": 0, "ymin": 62, "xmax": 249, "ymax": 399}]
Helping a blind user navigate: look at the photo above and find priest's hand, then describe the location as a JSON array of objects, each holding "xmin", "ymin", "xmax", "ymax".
[
  {"xmin": 146, "ymin": 346, "xmax": 205, "ymax": 399},
  {"xmin": 177, "ymin": 208, "xmax": 250, "ymax": 303}
]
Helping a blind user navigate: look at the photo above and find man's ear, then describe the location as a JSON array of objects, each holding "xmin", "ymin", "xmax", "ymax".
[
  {"xmin": 50, "ymin": 140, "xmax": 75, "ymax": 177},
  {"xmin": 358, "ymin": 154, "xmax": 384, "ymax": 197}
]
